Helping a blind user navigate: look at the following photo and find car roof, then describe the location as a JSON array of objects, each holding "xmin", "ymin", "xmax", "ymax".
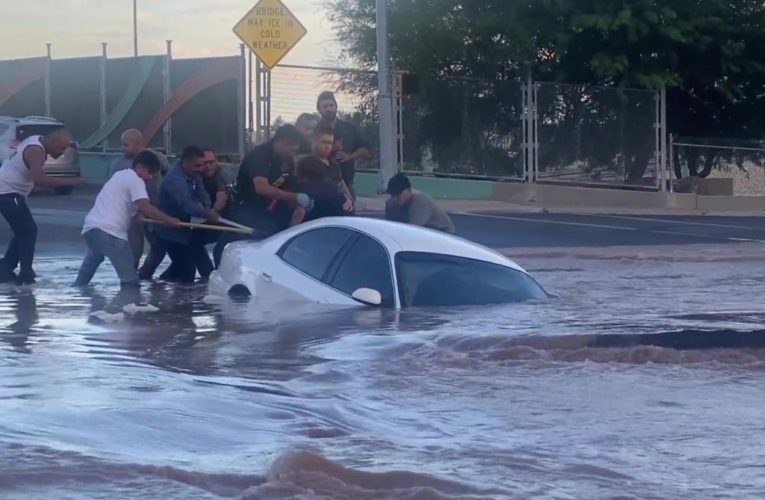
[
  {"xmin": 285, "ymin": 216, "xmax": 526, "ymax": 272},
  {"xmin": 0, "ymin": 116, "xmax": 64, "ymax": 126}
]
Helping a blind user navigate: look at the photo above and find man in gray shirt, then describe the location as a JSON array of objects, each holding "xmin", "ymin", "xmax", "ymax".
[
  {"xmin": 108, "ymin": 129, "xmax": 170, "ymax": 268},
  {"xmin": 385, "ymin": 173, "xmax": 455, "ymax": 234}
]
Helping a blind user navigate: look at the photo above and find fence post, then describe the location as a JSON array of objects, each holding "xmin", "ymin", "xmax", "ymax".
[
  {"xmin": 660, "ymin": 85, "xmax": 668, "ymax": 192},
  {"xmin": 654, "ymin": 90, "xmax": 660, "ymax": 191},
  {"xmin": 163, "ymin": 40, "xmax": 172, "ymax": 155},
  {"xmin": 524, "ymin": 73, "xmax": 538, "ymax": 184},
  {"xmin": 254, "ymin": 59, "xmax": 271, "ymax": 142},
  {"xmin": 238, "ymin": 44, "xmax": 246, "ymax": 158},
  {"xmin": 44, "ymin": 44, "xmax": 52, "ymax": 117},
  {"xmin": 521, "ymin": 79, "xmax": 528, "ymax": 182},
  {"xmin": 533, "ymin": 80, "xmax": 539, "ymax": 184},
  {"xmin": 265, "ymin": 65, "xmax": 271, "ymax": 139},
  {"xmin": 248, "ymin": 50, "xmax": 253, "ymax": 145},
  {"xmin": 100, "ymin": 43, "xmax": 108, "ymax": 153},
  {"xmin": 668, "ymin": 133, "xmax": 675, "ymax": 192},
  {"xmin": 376, "ymin": 0, "xmax": 398, "ymax": 189},
  {"xmin": 255, "ymin": 59, "xmax": 262, "ymax": 143},
  {"xmin": 394, "ymin": 70, "xmax": 404, "ymax": 172}
]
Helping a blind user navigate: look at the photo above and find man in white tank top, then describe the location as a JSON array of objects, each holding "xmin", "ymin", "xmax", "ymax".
[{"xmin": 0, "ymin": 127, "xmax": 81, "ymax": 284}]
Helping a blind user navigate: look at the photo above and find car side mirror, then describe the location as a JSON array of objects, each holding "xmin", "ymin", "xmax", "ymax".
[{"xmin": 352, "ymin": 288, "xmax": 383, "ymax": 307}]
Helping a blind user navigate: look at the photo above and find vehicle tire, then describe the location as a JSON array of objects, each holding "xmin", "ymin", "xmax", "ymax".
[{"xmin": 54, "ymin": 186, "xmax": 75, "ymax": 195}]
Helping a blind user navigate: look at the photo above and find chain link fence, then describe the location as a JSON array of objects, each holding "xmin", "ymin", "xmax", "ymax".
[
  {"xmin": 536, "ymin": 82, "xmax": 659, "ymax": 188},
  {"xmin": 267, "ymin": 65, "xmax": 379, "ymax": 171},
  {"xmin": 671, "ymin": 138, "xmax": 765, "ymax": 195},
  {"xmin": 400, "ymin": 77, "xmax": 524, "ymax": 180}
]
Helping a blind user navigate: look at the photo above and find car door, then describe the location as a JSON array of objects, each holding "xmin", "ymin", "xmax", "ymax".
[
  {"xmin": 262, "ymin": 227, "xmax": 360, "ymax": 305},
  {"xmin": 324, "ymin": 234, "xmax": 397, "ymax": 308}
]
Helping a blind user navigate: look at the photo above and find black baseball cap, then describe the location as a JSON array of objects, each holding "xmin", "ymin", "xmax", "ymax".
[{"xmin": 386, "ymin": 173, "xmax": 411, "ymax": 196}]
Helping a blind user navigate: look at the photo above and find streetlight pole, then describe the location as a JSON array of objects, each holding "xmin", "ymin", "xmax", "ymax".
[
  {"xmin": 133, "ymin": 0, "xmax": 138, "ymax": 57},
  {"xmin": 376, "ymin": 0, "xmax": 397, "ymax": 189}
]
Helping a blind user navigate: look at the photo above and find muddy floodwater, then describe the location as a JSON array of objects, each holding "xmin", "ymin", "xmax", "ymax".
[{"xmin": 1, "ymin": 250, "xmax": 764, "ymax": 499}]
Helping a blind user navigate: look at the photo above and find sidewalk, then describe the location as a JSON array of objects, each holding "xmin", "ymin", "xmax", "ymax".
[
  {"xmin": 355, "ymin": 195, "xmax": 765, "ymax": 217},
  {"xmin": 79, "ymin": 178, "xmax": 765, "ymax": 217}
]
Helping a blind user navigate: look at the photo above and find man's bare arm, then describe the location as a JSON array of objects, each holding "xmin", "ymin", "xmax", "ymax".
[
  {"xmin": 135, "ymin": 199, "xmax": 182, "ymax": 227},
  {"xmin": 25, "ymin": 147, "xmax": 81, "ymax": 187},
  {"xmin": 213, "ymin": 191, "xmax": 228, "ymax": 213}
]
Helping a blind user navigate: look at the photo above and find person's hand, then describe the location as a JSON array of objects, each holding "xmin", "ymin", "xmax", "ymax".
[
  {"xmin": 335, "ymin": 151, "xmax": 349, "ymax": 162},
  {"xmin": 169, "ymin": 217, "xmax": 184, "ymax": 228},
  {"xmin": 296, "ymin": 193, "xmax": 314, "ymax": 212},
  {"xmin": 206, "ymin": 210, "xmax": 220, "ymax": 223},
  {"xmin": 343, "ymin": 196, "xmax": 354, "ymax": 213}
]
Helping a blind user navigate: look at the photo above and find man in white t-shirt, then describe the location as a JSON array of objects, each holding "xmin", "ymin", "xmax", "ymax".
[
  {"xmin": 73, "ymin": 151, "xmax": 180, "ymax": 287},
  {"xmin": 0, "ymin": 127, "xmax": 81, "ymax": 284}
]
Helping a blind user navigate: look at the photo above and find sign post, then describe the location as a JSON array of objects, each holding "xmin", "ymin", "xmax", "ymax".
[{"xmin": 234, "ymin": 0, "xmax": 307, "ymax": 143}]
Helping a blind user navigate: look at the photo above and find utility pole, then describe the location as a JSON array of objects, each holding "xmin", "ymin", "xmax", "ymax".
[
  {"xmin": 376, "ymin": 0, "xmax": 397, "ymax": 189},
  {"xmin": 133, "ymin": 0, "xmax": 138, "ymax": 57}
]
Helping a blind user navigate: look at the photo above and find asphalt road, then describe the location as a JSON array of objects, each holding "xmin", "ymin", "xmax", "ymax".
[{"xmin": 2, "ymin": 189, "xmax": 765, "ymax": 258}]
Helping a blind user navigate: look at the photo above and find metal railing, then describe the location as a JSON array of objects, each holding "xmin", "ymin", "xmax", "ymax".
[{"xmin": 670, "ymin": 137, "xmax": 765, "ymax": 195}]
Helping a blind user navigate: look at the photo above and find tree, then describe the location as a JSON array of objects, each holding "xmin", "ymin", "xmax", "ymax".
[
  {"xmin": 529, "ymin": 0, "xmax": 765, "ymax": 180},
  {"xmin": 325, "ymin": 0, "xmax": 765, "ymax": 182}
]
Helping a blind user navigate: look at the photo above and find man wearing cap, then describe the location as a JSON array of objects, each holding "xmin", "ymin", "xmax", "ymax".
[
  {"xmin": 316, "ymin": 91, "xmax": 370, "ymax": 197},
  {"xmin": 385, "ymin": 173, "xmax": 455, "ymax": 234}
]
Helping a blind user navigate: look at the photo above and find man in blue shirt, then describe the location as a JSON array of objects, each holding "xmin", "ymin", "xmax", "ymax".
[{"xmin": 154, "ymin": 146, "xmax": 219, "ymax": 284}]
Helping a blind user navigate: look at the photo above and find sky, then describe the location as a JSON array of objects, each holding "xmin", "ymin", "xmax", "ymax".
[{"xmin": 0, "ymin": 0, "xmax": 340, "ymax": 65}]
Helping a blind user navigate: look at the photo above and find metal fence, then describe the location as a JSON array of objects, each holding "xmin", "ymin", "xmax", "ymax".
[
  {"xmin": 535, "ymin": 82, "xmax": 660, "ymax": 188},
  {"xmin": 262, "ymin": 68, "xmax": 665, "ymax": 187},
  {"xmin": 0, "ymin": 47, "xmax": 244, "ymax": 157},
  {"xmin": 400, "ymin": 76, "xmax": 525, "ymax": 180},
  {"xmin": 261, "ymin": 64, "xmax": 380, "ymax": 171},
  {"xmin": 3, "ymin": 50, "xmax": 677, "ymax": 189},
  {"xmin": 670, "ymin": 138, "xmax": 765, "ymax": 195}
]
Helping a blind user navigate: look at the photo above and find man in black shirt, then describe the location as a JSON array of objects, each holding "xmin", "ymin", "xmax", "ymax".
[
  {"xmin": 213, "ymin": 125, "xmax": 313, "ymax": 267},
  {"xmin": 312, "ymin": 123, "xmax": 354, "ymax": 212},
  {"xmin": 202, "ymin": 148, "xmax": 229, "ymax": 214},
  {"xmin": 316, "ymin": 91, "xmax": 371, "ymax": 194}
]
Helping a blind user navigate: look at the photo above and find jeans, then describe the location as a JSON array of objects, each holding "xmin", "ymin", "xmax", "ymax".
[
  {"xmin": 73, "ymin": 229, "xmax": 139, "ymax": 287},
  {"xmin": 159, "ymin": 231, "xmax": 214, "ymax": 284},
  {"xmin": 137, "ymin": 230, "xmax": 168, "ymax": 280},
  {"xmin": 127, "ymin": 217, "xmax": 145, "ymax": 269},
  {"xmin": 0, "ymin": 193, "xmax": 38, "ymax": 281}
]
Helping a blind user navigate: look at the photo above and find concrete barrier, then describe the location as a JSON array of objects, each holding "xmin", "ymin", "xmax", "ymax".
[
  {"xmin": 78, "ymin": 153, "xmax": 765, "ymax": 213},
  {"xmin": 697, "ymin": 195, "xmax": 765, "ymax": 212}
]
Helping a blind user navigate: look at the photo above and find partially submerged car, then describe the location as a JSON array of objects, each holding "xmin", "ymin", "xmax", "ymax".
[{"xmin": 210, "ymin": 217, "xmax": 547, "ymax": 309}]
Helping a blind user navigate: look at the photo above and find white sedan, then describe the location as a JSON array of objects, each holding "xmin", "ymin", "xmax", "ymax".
[{"xmin": 209, "ymin": 217, "xmax": 547, "ymax": 309}]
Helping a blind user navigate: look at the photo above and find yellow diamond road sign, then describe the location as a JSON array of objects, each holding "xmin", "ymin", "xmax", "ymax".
[{"xmin": 234, "ymin": 0, "xmax": 307, "ymax": 70}]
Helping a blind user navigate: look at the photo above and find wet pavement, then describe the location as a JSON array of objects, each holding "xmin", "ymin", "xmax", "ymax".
[{"xmin": 1, "ymin": 191, "xmax": 765, "ymax": 498}]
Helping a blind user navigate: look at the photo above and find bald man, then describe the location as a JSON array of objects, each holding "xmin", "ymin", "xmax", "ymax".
[
  {"xmin": 0, "ymin": 128, "xmax": 81, "ymax": 284},
  {"xmin": 108, "ymin": 129, "xmax": 144, "ymax": 178},
  {"xmin": 109, "ymin": 128, "xmax": 170, "ymax": 269}
]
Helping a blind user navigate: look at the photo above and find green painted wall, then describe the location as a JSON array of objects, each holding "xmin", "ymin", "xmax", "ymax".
[{"xmin": 81, "ymin": 153, "xmax": 498, "ymax": 200}]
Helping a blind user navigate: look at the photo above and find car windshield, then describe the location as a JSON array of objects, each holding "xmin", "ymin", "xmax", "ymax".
[{"xmin": 396, "ymin": 251, "xmax": 548, "ymax": 308}]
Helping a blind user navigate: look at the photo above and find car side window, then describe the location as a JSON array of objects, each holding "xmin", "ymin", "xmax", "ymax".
[
  {"xmin": 329, "ymin": 235, "xmax": 395, "ymax": 307},
  {"xmin": 279, "ymin": 227, "xmax": 355, "ymax": 281}
]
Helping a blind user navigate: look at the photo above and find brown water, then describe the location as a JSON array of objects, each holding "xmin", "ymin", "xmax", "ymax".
[{"xmin": 1, "ymin": 253, "xmax": 765, "ymax": 499}]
